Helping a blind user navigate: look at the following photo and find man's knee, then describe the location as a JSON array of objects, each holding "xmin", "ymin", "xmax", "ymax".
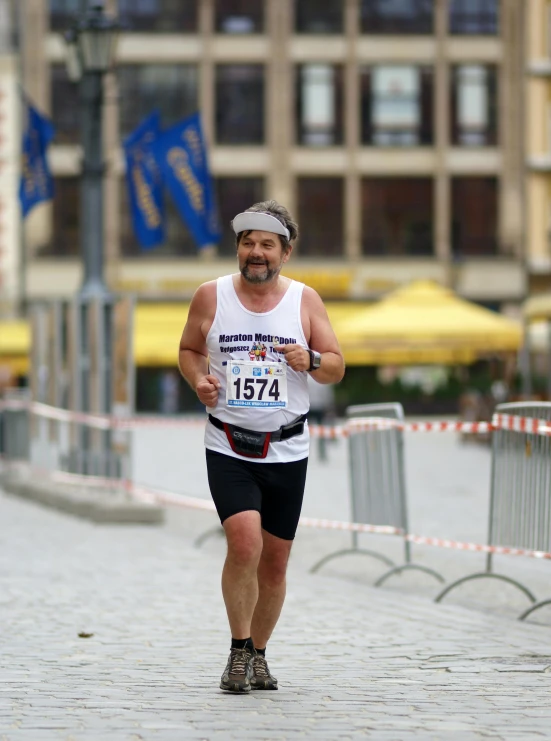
[
  {"xmin": 258, "ymin": 537, "xmax": 292, "ymax": 586},
  {"xmin": 224, "ymin": 511, "xmax": 263, "ymax": 567}
]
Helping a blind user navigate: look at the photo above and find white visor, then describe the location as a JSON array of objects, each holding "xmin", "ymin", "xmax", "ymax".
[{"xmin": 232, "ymin": 211, "xmax": 291, "ymax": 241}]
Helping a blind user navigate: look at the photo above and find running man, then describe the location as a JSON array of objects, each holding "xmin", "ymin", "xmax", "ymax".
[{"xmin": 178, "ymin": 200, "xmax": 344, "ymax": 693}]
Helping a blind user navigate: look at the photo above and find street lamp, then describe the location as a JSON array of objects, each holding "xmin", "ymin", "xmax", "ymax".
[
  {"xmin": 63, "ymin": 2, "xmax": 121, "ymax": 477},
  {"xmin": 65, "ymin": 1, "xmax": 120, "ymax": 298}
]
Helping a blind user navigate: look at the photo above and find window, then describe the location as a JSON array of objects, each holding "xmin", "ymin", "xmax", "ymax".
[
  {"xmin": 215, "ymin": 178, "xmax": 265, "ymax": 256},
  {"xmin": 51, "ymin": 65, "xmax": 80, "ymax": 145},
  {"xmin": 37, "ymin": 177, "xmax": 80, "ymax": 257},
  {"xmin": 451, "ymin": 65, "xmax": 497, "ymax": 146},
  {"xmin": 50, "ymin": 0, "xmax": 81, "ymax": 32},
  {"xmin": 295, "ymin": 0, "xmax": 343, "ymax": 34},
  {"xmin": 297, "ymin": 178, "xmax": 344, "ymax": 256},
  {"xmin": 452, "ymin": 178, "xmax": 498, "ymax": 256},
  {"xmin": 449, "ymin": 0, "xmax": 498, "ymax": 35},
  {"xmin": 215, "ymin": 0, "xmax": 264, "ymax": 33},
  {"xmin": 361, "ymin": 65, "xmax": 433, "ymax": 146},
  {"xmin": 216, "ymin": 65, "xmax": 265, "ymax": 144},
  {"xmin": 117, "ymin": 0, "xmax": 198, "ymax": 32},
  {"xmin": 296, "ymin": 64, "xmax": 344, "ymax": 146},
  {"xmin": 361, "ymin": 178, "xmax": 433, "ymax": 255},
  {"xmin": 361, "ymin": 0, "xmax": 433, "ymax": 35},
  {"xmin": 118, "ymin": 65, "xmax": 198, "ymax": 139},
  {"xmin": 120, "ymin": 180, "xmax": 196, "ymax": 256}
]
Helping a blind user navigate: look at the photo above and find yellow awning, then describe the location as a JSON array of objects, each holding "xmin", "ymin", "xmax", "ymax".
[
  {"xmin": 0, "ymin": 320, "xmax": 30, "ymax": 355},
  {"xmin": 338, "ymin": 280, "xmax": 522, "ymax": 365},
  {"xmin": 134, "ymin": 301, "xmax": 367, "ymax": 366},
  {"xmin": 0, "ymin": 321, "xmax": 31, "ymax": 379},
  {"xmin": 0, "ymin": 301, "xmax": 370, "ymax": 373},
  {"xmin": 6, "ymin": 285, "xmax": 517, "ymax": 372},
  {"xmin": 523, "ymin": 293, "xmax": 551, "ymax": 323}
]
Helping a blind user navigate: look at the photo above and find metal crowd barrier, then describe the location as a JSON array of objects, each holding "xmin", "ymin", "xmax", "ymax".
[
  {"xmin": 310, "ymin": 403, "xmax": 445, "ymax": 587},
  {"xmin": 435, "ymin": 401, "xmax": 551, "ymax": 619},
  {"xmin": 0, "ymin": 389, "xmax": 31, "ymax": 463},
  {"xmin": 0, "ymin": 398, "xmax": 131, "ymax": 487}
]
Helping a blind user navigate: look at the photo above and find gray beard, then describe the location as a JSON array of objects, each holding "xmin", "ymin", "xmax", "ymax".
[{"xmin": 240, "ymin": 262, "xmax": 280, "ymax": 284}]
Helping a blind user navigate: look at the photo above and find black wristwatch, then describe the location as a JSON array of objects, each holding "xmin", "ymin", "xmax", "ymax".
[{"xmin": 308, "ymin": 349, "xmax": 322, "ymax": 372}]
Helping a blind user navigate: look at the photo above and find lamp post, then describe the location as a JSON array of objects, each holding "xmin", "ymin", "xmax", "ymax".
[
  {"xmin": 65, "ymin": 1, "xmax": 120, "ymax": 298},
  {"xmin": 64, "ymin": 3, "xmax": 120, "ymax": 475}
]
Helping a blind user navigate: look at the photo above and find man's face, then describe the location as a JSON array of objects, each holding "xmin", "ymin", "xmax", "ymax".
[{"xmin": 237, "ymin": 230, "xmax": 292, "ymax": 284}]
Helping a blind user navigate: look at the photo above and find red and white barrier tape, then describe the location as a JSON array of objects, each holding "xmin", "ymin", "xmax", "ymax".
[
  {"xmin": 406, "ymin": 534, "xmax": 551, "ymax": 561},
  {"xmin": 48, "ymin": 469, "xmax": 402, "ymax": 536},
  {"xmin": 4, "ymin": 461, "xmax": 548, "ymax": 561},
  {"xmin": 1, "ymin": 400, "xmax": 550, "ymax": 437}
]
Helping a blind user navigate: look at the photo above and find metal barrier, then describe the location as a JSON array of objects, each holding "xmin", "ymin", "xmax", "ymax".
[
  {"xmin": 0, "ymin": 388, "xmax": 31, "ymax": 463},
  {"xmin": 0, "ymin": 398, "xmax": 131, "ymax": 486},
  {"xmin": 310, "ymin": 403, "xmax": 445, "ymax": 586},
  {"xmin": 435, "ymin": 401, "xmax": 551, "ymax": 618}
]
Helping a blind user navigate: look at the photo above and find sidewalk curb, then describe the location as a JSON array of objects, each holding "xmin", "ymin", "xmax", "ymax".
[{"xmin": 0, "ymin": 471, "xmax": 165, "ymax": 525}]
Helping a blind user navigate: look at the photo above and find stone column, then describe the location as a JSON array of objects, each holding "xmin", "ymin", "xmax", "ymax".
[
  {"xmin": 499, "ymin": 0, "xmax": 525, "ymax": 259},
  {"xmin": 104, "ymin": 0, "xmax": 120, "ymax": 289},
  {"xmin": 344, "ymin": 0, "xmax": 361, "ymax": 261},
  {"xmin": 20, "ymin": 0, "xmax": 48, "ymax": 111},
  {"xmin": 267, "ymin": 0, "xmax": 293, "ymax": 211},
  {"xmin": 434, "ymin": 0, "xmax": 451, "ymax": 266},
  {"xmin": 199, "ymin": 0, "xmax": 215, "ymax": 146},
  {"xmin": 20, "ymin": 0, "xmax": 50, "ymax": 265},
  {"xmin": 198, "ymin": 0, "xmax": 216, "ymax": 259}
]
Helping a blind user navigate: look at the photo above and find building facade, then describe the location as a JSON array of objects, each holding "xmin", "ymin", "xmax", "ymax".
[
  {"xmin": 17, "ymin": 0, "xmax": 525, "ymax": 308},
  {"xmin": 526, "ymin": 0, "xmax": 551, "ymax": 295}
]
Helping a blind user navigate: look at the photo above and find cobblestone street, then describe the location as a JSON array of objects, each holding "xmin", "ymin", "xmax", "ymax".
[{"xmin": 2, "ymin": 484, "xmax": 551, "ymax": 741}]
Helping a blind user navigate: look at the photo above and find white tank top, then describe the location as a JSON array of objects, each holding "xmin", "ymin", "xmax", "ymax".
[{"xmin": 204, "ymin": 274, "xmax": 310, "ymax": 463}]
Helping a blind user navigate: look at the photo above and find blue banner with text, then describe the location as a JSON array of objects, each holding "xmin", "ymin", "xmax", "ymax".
[
  {"xmin": 123, "ymin": 111, "xmax": 166, "ymax": 250},
  {"xmin": 151, "ymin": 112, "xmax": 220, "ymax": 249},
  {"xmin": 19, "ymin": 100, "xmax": 55, "ymax": 218}
]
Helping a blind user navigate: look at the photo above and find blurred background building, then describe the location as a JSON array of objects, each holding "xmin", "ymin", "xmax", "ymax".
[
  {"xmin": 8, "ymin": 0, "xmax": 526, "ymax": 309},
  {"xmin": 6, "ymin": 0, "xmax": 551, "ymax": 411}
]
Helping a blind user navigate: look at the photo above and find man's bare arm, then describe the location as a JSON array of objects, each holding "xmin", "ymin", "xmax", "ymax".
[
  {"xmin": 279, "ymin": 287, "xmax": 345, "ymax": 384},
  {"xmin": 178, "ymin": 282, "xmax": 221, "ymax": 406}
]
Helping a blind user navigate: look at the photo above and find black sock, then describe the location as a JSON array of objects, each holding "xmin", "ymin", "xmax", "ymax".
[
  {"xmin": 255, "ymin": 647, "xmax": 266, "ymax": 657},
  {"xmin": 231, "ymin": 637, "xmax": 254, "ymax": 651}
]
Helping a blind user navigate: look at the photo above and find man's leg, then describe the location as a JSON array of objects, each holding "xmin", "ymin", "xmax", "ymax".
[
  {"xmin": 250, "ymin": 529, "xmax": 293, "ymax": 649},
  {"xmin": 219, "ymin": 510, "xmax": 263, "ymax": 693},
  {"xmin": 222, "ymin": 510, "xmax": 263, "ymax": 639}
]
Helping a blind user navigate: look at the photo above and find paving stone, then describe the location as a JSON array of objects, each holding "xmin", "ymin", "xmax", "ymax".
[{"xmin": 1, "ymin": 476, "xmax": 551, "ymax": 740}]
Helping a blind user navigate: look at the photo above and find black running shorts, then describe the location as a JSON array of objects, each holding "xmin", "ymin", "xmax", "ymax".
[{"xmin": 205, "ymin": 449, "xmax": 308, "ymax": 541}]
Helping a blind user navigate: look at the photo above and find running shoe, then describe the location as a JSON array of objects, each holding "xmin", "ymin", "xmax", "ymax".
[
  {"xmin": 220, "ymin": 647, "xmax": 254, "ymax": 693},
  {"xmin": 250, "ymin": 653, "xmax": 278, "ymax": 690}
]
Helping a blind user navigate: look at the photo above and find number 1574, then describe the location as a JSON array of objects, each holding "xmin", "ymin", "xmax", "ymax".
[{"xmin": 233, "ymin": 377, "xmax": 280, "ymax": 401}]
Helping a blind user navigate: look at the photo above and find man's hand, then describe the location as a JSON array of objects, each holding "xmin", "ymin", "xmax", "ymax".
[
  {"xmin": 276, "ymin": 344, "xmax": 311, "ymax": 372},
  {"xmin": 196, "ymin": 374, "xmax": 221, "ymax": 407}
]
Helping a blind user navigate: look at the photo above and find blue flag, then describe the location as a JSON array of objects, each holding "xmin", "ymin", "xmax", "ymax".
[
  {"xmin": 123, "ymin": 111, "xmax": 165, "ymax": 250},
  {"xmin": 19, "ymin": 100, "xmax": 55, "ymax": 218},
  {"xmin": 150, "ymin": 112, "xmax": 220, "ymax": 249}
]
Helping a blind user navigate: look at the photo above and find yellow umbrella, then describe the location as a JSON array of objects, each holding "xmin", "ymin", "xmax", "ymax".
[
  {"xmin": 134, "ymin": 301, "xmax": 371, "ymax": 366},
  {"xmin": 338, "ymin": 280, "xmax": 522, "ymax": 365}
]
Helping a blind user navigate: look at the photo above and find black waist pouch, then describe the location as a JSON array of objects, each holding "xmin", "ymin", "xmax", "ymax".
[
  {"xmin": 208, "ymin": 414, "xmax": 307, "ymax": 459},
  {"xmin": 222, "ymin": 423, "xmax": 271, "ymax": 459}
]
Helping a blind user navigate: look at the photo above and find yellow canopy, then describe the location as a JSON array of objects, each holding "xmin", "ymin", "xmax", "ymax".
[
  {"xmin": 134, "ymin": 301, "xmax": 362, "ymax": 366},
  {"xmin": 1, "ymin": 302, "xmax": 363, "ymax": 373},
  {"xmin": 0, "ymin": 320, "xmax": 30, "ymax": 355},
  {"xmin": 523, "ymin": 293, "xmax": 551, "ymax": 323},
  {"xmin": 338, "ymin": 280, "xmax": 522, "ymax": 365},
  {"xmin": 2, "ymin": 285, "xmax": 519, "ymax": 372},
  {"xmin": 0, "ymin": 321, "xmax": 31, "ymax": 377}
]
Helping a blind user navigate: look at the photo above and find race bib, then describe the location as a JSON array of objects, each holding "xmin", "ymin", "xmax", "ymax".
[{"xmin": 226, "ymin": 360, "xmax": 287, "ymax": 408}]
